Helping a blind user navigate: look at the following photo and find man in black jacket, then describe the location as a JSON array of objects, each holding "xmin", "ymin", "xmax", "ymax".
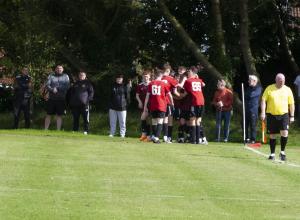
[
  {"xmin": 13, "ymin": 67, "xmax": 32, "ymax": 129},
  {"xmin": 69, "ymin": 71, "xmax": 94, "ymax": 134},
  {"xmin": 109, "ymin": 74, "xmax": 131, "ymax": 138}
]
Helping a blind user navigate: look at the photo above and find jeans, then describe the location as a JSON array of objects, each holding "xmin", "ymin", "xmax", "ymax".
[
  {"xmin": 245, "ymin": 111, "xmax": 258, "ymax": 141},
  {"xmin": 215, "ymin": 110, "xmax": 231, "ymax": 141},
  {"xmin": 109, "ymin": 109, "xmax": 127, "ymax": 137}
]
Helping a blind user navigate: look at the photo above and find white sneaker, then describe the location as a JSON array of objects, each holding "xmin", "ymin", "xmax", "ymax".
[
  {"xmin": 201, "ymin": 137, "xmax": 208, "ymax": 145},
  {"xmin": 109, "ymin": 134, "xmax": 114, "ymax": 137},
  {"xmin": 121, "ymin": 135, "xmax": 125, "ymax": 138},
  {"xmin": 163, "ymin": 136, "xmax": 168, "ymax": 142},
  {"xmin": 83, "ymin": 131, "xmax": 88, "ymax": 135},
  {"xmin": 166, "ymin": 137, "xmax": 172, "ymax": 143}
]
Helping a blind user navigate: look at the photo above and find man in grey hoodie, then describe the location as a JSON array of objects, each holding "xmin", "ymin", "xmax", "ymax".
[{"xmin": 44, "ymin": 65, "xmax": 70, "ymax": 130}]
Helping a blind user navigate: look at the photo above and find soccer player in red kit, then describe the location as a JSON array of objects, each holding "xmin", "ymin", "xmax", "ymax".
[
  {"xmin": 174, "ymin": 71, "xmax": 191, "ymax": 143},
  {"xmin": 136, "ymin": 69, "xmax": 152, "ymax": 141},
  {"xmin": 144, "ymin": 69, "xmax": 174, "ymax": 144},
  {"xmin": 183, "ymin": 67, "xmax": 207, "ymax": 144},
  {"xmin": 161, "ymin": 63, "xmax": 180, "ymax": 143}
]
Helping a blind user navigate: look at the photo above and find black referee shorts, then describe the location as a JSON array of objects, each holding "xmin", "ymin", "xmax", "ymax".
[{"xmin": 267, "ymin": 113, "xmax": 289, "ymax": 134}]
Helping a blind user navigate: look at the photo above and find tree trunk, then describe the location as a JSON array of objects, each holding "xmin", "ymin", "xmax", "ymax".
[
  {"xmin": 209, "ymin": 0, "xmax": 232, "ymax": 80},
  {"xmin": 272, "ymin": 1, "xmax": 300, "ymax": 75},
  {"xmin": 211, "ymin": 0, "xmax": 226, "ymax": 56},
  {"xmin": 239, "ymin": 0, "xmax": 258, "ymax": 77}
]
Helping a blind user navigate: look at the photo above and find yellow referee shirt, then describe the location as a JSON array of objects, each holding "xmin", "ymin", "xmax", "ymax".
[{"xmin": 262, "ymin": 84, "xmax": 294, "ymax": 115}]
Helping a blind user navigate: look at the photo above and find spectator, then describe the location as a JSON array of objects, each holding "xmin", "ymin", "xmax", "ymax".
[
  {"xmin": 293, "ymin": 73, "xmax": 300, "ymax": 126},
  {"xmin": 212, "ymin": 79, "xmax": 233, "ymax": 142},
  {"xmin": 109, "ymin": 74, "xmax": 131, "ymax": 138},
  {"xmin": 261, "ymin": 73, "xmax": 294, "ymax": 161},
  {"xmin": 44, "ymin": 65, "xmax": 70, "ymax": 130},
  {"xmin": 245, "ymin": 75, "xmax": 262, "ymax": 143},
  {"xmin": 13, "ymin": 67, "xmax": 32, "ymax": 129},
  {"xmin": 69, "ymin": 71, "xmax": 94, "ymax": 134}
]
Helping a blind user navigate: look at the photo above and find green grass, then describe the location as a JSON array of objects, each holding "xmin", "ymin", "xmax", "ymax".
[{"xmin": 0, "ymin": 130, "xmax": 300, "ymax": 220}]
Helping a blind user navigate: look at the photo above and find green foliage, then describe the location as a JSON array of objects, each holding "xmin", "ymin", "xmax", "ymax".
[{"xmin": 0, "ymin": 0, "xmax": 299, "ymax": 109}]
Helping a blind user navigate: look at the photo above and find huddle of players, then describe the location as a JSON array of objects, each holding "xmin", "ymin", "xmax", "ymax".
[{"xmin": 136, "ymin": 64, "xmax": 208, "ymax": 144}]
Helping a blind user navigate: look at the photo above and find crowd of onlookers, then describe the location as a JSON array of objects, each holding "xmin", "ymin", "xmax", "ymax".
[{"xmin": 1, "ymin": 57, "xmax": 299, "ymax": 161}]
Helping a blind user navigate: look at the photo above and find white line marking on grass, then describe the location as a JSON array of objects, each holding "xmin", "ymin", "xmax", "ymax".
[
  {"xmin": 0, "ymin": 187, "xmax": 292, "ymax": 203},
  {"xmin": 244, "ymin": 146, "xmax": 300, "ymax": 168},
  {"xmin": 208, "ymin": 196, "xmax": 284, "ymax": 203},
  {"xmin": 150, "ymin": 194, "xmax": 185, "ymax": 198}
]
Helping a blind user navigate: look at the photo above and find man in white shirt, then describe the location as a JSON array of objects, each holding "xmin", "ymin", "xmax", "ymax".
[{"xmin": 294, "ymin": 73, "xmax": 300, "ymax": 126}]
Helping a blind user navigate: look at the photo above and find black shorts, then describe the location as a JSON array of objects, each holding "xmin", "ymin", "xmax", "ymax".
[
  {"xmin": 267, "ymin": 113, "xmax": 289, "ymax": 134},
  {"xmin": 165, "ymin": 104, "xmax": 174, "ymax": 117},
  {"xmin": 46, "ymin": 99, "xmax": 66, "ymax": 116},
  {"xmin": 173, "ymin": 107, "xmax": 181, "ymax": 120},
  {"xmin": 151, "ymin": 111, "xmax": 166, "ymax": 119},
  {"xmin": 180, "ymin": 110, "xmax": 190, "ymax": 120},
  {"xmin": 190, "ymin": 105, "xmax": 204, "ymax": 118}
]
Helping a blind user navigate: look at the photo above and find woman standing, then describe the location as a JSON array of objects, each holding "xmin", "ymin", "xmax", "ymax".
[{"xmin": 212, "ymin": 79, "xmax": 233, "ymax": 142}]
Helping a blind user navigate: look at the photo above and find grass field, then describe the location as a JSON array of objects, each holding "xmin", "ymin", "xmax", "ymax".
[{"xmin": 0, "ymin": 130, "xmax": 300, "ymax": 220}]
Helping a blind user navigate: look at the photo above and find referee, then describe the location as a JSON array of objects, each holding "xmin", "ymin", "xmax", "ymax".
[{"xmin": 260, "ymin": 73, "xmax": 295, "ymax": 161}]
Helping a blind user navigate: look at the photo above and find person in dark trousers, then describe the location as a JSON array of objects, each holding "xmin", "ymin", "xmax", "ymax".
[
  {"xmin": 13, "ymin": 67, "xmax": 32, "ymax": 129},
  {"xmin": 44, "ymin": 65, "xmax": 70, "ymax": 130},
  {"xmin": 245, "ymin": 75, "xmax": 262, "ymax": 143},
  {"xmin": 69, "ymin": 71, "xmax": 94, "ymax": 134},
  {"xmin": 261, "ymin": 73, "xmax": 295, "ymax": 161},
  {"xmin": 109, "ymin": 74, "xmax": 131, "ymax": 138},
  {"xmin": 294, "ymin": 72, "xmax": 300, "ymax": 126},
  {"xmin": 212, "ymin": 79, "xmax": 233, "ymax": 142}
]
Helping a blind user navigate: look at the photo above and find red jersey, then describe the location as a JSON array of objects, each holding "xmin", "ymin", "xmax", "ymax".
[
  {"xmin": 147, "ymin": 80, "xmax": 170, "ymax": 112},
  {"xmin": 183, "ymin": 77, "xmax": 205, "ymax": 106},
  {"xmin": 136, "ymin": 82, "xmax": 148, "ymax": 105},
  {"xmin": 162, "ymin": 75, "xmax": 178, "ymax": 104}
]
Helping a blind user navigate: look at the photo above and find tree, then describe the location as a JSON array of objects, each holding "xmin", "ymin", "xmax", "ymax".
[
  {"xmin": 157, "ymin": 0, "xmax": 242, "ymax": 109},
  {"xmin": 157, "ymin": 0, "xmax": 223, "ymax": 80},
  {"xmin": 209, "ymin": 0, "xmax": 232, "ymax": 80},
  {"xmin": 239, "ymin": 0, "xmax": 258, "ymax": 77},
  {"xmin": 272, "ymin": 0, "xmax": 300, "ymax": 76}
]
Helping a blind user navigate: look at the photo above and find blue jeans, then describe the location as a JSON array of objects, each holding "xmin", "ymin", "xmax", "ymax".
[
  {"xmin": 215, "ymin": 110, "xmax": 231, "ymax": 141},
  {"xmin": 245, "ymin": 111, "xmax": 258, "ymax": 141}
]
